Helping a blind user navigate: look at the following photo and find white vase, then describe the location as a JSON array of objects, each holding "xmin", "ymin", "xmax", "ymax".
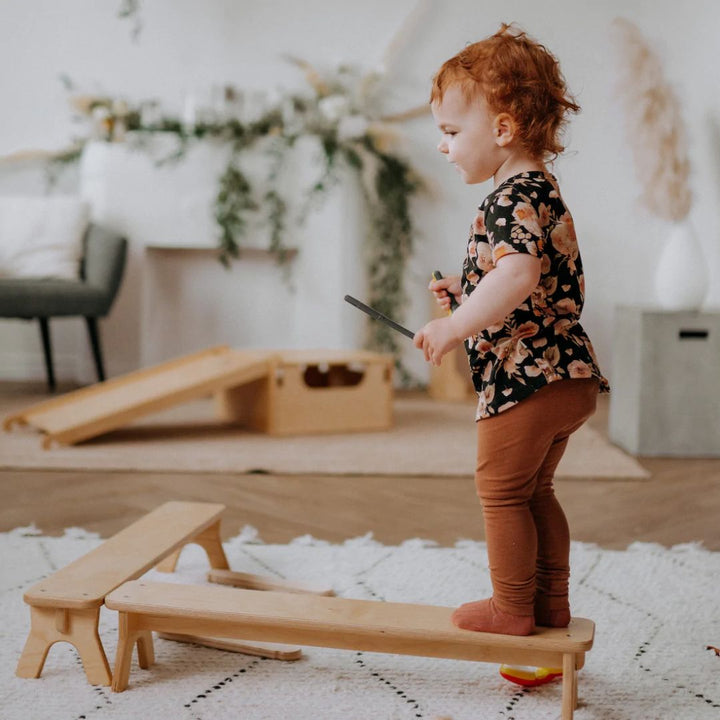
[{"xmin": 654, "ymin": 219, "xmax": 708, "ymax": 311}]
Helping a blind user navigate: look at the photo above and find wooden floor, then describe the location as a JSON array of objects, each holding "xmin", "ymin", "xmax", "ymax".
[{"xmin": 1, "ymin": 384, "xmax": 718, "ymax": 550}]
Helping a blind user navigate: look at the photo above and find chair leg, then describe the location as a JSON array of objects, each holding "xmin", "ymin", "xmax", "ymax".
[
  {"xmin": 85, "ymin": 317, "xmax": 106, "ymax": 383},
  {"xmin": 37, "ymin": 318, "xmax": 56, "ymax": 392}
]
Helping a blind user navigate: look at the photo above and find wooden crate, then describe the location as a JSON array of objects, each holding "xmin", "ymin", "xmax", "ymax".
[{"xmin": 215, "ymin": 350, "xmax": 393, "ymax": 435}]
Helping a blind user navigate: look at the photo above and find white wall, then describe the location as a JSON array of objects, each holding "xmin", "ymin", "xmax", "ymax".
[{"xmin": 1, "ymin": 0, "xmax": 719, "ymax": 385}]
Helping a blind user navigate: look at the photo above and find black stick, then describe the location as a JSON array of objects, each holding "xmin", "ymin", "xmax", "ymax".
[
  {"xmin": 431, "ymin": 270, "xmax": 459, "ymax": 311},
  {"xmin": 344, "ymin": 295, "xmax": 416, "ymax": 340}
]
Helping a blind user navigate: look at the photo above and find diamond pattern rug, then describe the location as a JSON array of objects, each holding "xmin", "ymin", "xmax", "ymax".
[{"xmin": 3, "ymin": 527, "xmax": 718, "ymax": 719}]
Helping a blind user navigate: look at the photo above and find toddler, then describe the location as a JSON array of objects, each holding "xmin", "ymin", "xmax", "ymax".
[{"xmin": 414, "ymin": 24, "xmax": 609, "ymax": 635}]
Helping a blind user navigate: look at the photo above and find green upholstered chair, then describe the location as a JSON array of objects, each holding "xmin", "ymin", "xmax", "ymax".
[{"xmin": 0, "ymin": 224, "xmax": 127, "ymax": 391}]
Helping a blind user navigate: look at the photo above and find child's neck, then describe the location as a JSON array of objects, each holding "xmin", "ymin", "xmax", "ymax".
[{"xmin": 492, "ymin": 154, "xmax": 546, "ymax": 187}]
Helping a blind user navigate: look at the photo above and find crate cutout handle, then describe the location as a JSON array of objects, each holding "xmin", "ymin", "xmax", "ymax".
[
  {"xmin": 678, "ymin": 329, "xmax": 709, "ymax": 340},
  {"xmin": 303, "ymin": 363, "xmax": 365, "ymax": 388}
]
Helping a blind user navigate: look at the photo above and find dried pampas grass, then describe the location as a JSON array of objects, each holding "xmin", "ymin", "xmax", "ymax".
[{"xmin": 612, "ymin": 17, "xmax": 692, "ymax": 222}]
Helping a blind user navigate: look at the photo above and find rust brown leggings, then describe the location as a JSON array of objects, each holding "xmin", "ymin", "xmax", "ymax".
[{"xmin": 474, "ymin": 378, "xmax": 599, "ymax": 617}]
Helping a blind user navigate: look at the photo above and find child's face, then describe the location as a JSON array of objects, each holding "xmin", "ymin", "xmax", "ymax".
[{"xmin": 431, "ymin": 85, "xmax": 506, "ymax": 185}]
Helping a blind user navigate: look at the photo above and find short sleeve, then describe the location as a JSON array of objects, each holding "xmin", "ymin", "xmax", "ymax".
[{"xmin": 485, "ymin": 187, "xmax": 549, "ymax": 263}]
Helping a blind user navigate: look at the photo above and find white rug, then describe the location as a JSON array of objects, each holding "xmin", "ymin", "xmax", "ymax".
[{"xmin": 2, "ymin": 528, "xmax": 717, "ymax": 720}]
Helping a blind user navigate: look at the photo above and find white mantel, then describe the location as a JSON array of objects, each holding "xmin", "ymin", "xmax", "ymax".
[{"xmin": 78, "ymin": 138, "xmax": 369, "ymax": 379}]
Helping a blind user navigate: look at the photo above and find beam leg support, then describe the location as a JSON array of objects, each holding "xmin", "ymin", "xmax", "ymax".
[{"xmin": 16, "ymin": 606, "xmax": 112, "ymax": 686}]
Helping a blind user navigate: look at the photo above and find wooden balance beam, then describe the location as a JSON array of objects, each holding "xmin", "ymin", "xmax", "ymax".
[
  {"xmin": 105, "ymin": 581, "xmax": 595, "ymax": 719},
  {"xmin": 15, "ymin": 501, "xmax": 325, "ymax": 685},
  {"xmin": 16, "ymin": 502, "xmax": 229, "ymax": 686}
]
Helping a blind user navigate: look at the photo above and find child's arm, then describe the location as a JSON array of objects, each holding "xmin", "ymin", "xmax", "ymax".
[{"xmin": 414, "ymin": 254, "xmax": 540, "ymax": 366}]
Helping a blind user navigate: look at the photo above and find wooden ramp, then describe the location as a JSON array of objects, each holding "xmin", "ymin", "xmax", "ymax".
[
  {"xmin": 3, "ymin": 346, "xmax": 272, "ymax": 447},
  {"xmin": 4, "ymin": 345, "xmax": 394, "ymax": 447}
]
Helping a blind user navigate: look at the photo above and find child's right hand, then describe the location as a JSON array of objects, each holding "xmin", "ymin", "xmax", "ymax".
[{"xmin": 429, "ymin": 274, "xmax": 462, "ymax": 312}]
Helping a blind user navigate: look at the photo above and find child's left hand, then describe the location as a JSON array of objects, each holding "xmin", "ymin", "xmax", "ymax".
[{"xmin": 413, "ymin": 317, "xmax": 462, "ymax": 366}]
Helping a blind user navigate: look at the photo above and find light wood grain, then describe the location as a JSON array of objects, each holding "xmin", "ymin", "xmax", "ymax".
[
  {"xmin": 5, "ymin": 347, "xmax": 272, "ymax": 446},
  {"xmin": 216, "ymin": 350, "xmax": 393, "ymax": 436},
  {"xmin": 23, "ymin": 501, "xmax": 226, "ymax": 609},
  {"xmin": 5, "ymin": 347, "xmax": 394, "ymax": 445},
  {"xmin": 16, "ymin": 501, "xmax": 229, "ymax": 686},
  {"xmin": 208, "ymin": 568, "xmax": 335, "ymax": 596},
  {"xmin": 157, "ymin": 632, "xmax": 303, "ymax": 660},
  {"xmin": 107, "ymin": 581, "xmax": 594, "ymax": 658},
  {"xmin": 107, "ymin": 580, "xmax": 592, "ymax": 711}
]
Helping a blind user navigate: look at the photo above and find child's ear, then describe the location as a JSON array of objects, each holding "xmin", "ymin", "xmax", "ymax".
[{"xmin": 493, "ymin": 113, "xmax": 516, "ymax": 147}]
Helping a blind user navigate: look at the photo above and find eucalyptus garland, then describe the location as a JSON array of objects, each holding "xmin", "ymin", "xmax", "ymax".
[{"xmin": 54, "ymin": 78, "xmax": 422, "ymax": 378}]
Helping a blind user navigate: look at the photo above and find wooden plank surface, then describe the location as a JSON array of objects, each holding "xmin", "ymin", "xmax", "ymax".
[
  {"xmin": 106, "ymin": 581, "xmax": 594, "ymax": 666},
  {"xmin": 3, "ymin": 347, "xmax": 394, "ymax": 446},
  {"xmin": 157, "ymin": 632, "xmax": 303, "ymax": 660},
  {"xmin": 24, "ymin": 502, "xmax": 225, "ymax": 609},
  {"xmin": 6, "ymin": 347, "xmax": 272, "ymax": 446},
  {"xmin": 208, "ymin": 568, "xmax": 335, "ymax": 596},
  {"xmin": 6, "ymin": 347, "xmax": 234, "ymax": 425}
]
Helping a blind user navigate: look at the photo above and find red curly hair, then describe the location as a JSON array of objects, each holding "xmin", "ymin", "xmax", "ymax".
[{"xmin": 430, "ymin": 24, "xmax": 580, "ymax": 162}]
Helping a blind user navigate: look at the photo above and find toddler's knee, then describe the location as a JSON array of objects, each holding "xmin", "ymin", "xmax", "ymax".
[{"xmin": 474, "ymin": 472, "xmax": 535, "ymax": 505}]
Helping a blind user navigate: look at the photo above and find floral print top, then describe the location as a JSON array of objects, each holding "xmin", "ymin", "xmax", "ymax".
[{"xmin": 461, "ymin": 171, "xmax": 609, "ymax": 420}]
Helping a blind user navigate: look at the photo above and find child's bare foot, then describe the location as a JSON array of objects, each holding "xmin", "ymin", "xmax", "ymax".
[{"xmin": 451, "ymin": 597, "xmax": 535, "ymax": 635}]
